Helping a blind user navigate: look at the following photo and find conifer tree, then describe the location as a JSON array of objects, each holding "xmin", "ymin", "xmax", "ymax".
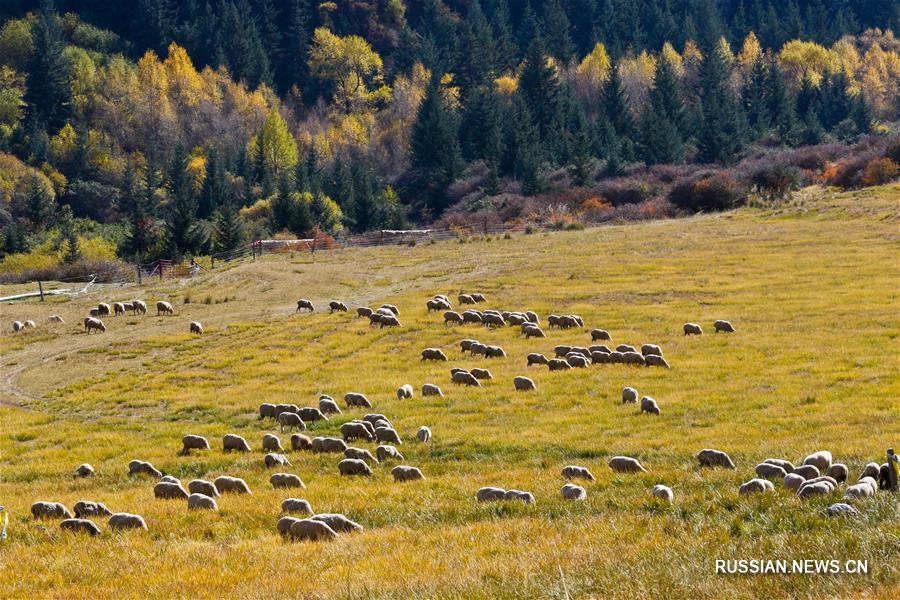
[
  {"xmin": 410, "ymin": 75, "xmax": 463, "ymax": 214},
  {"xmin": 26, "ymin": 1, "xmax": 71, "ymax": 131}
]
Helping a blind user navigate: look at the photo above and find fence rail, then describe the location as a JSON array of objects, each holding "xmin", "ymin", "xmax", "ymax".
[{"xmin": 3, "ymin": 221, "xmax": 560, "ymax": 300}]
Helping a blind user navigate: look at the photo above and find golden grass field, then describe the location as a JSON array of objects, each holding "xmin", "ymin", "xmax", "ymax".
[{"xmin": 1, "ymin": 184, "xmax": 898, "ymax": 599}]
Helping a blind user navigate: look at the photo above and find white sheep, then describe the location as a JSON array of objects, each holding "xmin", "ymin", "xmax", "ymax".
[
  {"xmin": 392, "ymin": 465, "xmax": 425, "ymax": 481},
  {"xmin": 289, "ymin": 519, "xmax": 338, "ymax": 542},
  {"xmin": 187, "ymin": 493, "xmax": 218, "ymax": 510},
  {"xmin": 755, "ymin": 463, "xmax": 787, "ymax": 480},
  {"xmin": 180, "ymin": 434, "xmax": 210, "ymax": 455},
  {"xmin": 651, "ymin": 484, "xmax": 674, "ymax": 503},
  {"xmin": 345, "ymin": 447, "xmax": 378, "ymax": 463},
  {"xmin": 73, "ymin": 501, "xmax": 112, "ymax": 518},
  {"xmin": 739, "ymin": 478, "xmax": 774, "ymax": 495},
  {"xmin": 262, "ymin": 434, "xmax": 284, "ymax": 453},
  {"xmin": 376, "ymin": 445, "xmax": 404, "ymax": 462},
  {"xmin": 714, "ymin": 320, "xmax": 735, "ymax": 333},
  {"xmin": 214, "ymin": 476, "xmax": 252, "ymax": 495},
  {"xmin": 222, "ymin": 434, "xmax": 251, "ymax": 452},
  {"xmin": 683, "ymin": 323, "xmax": 703, "ymax": 335},
  {"xmin": 608, "ymin": 456, "xmax": 647, "ymax": 473},
  {"xmin": 31, "ymin": 501, "xmax": 73, "ymax": 519},
  {"xmin": 108, "ymin": 512, "xmax": 148, "ymax": 531},
  {"xmin": 561, "ymin": 465, "xmax": 595, "ymax": 481},
  {"xmin": 188, "ymin": 480, "xmax": 219, "ymax": 498},
  {"xmin": 422, "ymin": 383, "xmax": 444, "ymax": 397},
  {"xmin": 802, "ymin": 451, "xmax": 833, "ymax": 473},
  {"xmin": 277, "ymin": 412, "xmax": 306, "ymax": 432},
  {"xmin": 397, "ymin": 384, "xmax": 414, "ymax": 400},
  {"xmin": 476, "ymin": 487, "xmax": 507, "ymax": 502},
  {"xmin": 696, "ymin": 449, "xmax": 736, "ymax": 470},
  {"xmin": 622, "ymin": 387, "xmax": 638, "ymax": 404},
  {"xmin": 60, "ymin": 518, "xmax": 101, "ymax": 536},
  {"xmin": 156, "ymin": 301, "xmax": 175, "ymax": 315},
  {"xmin": 270, "ymin": 473, "xmax": 305, "ymax": 489},
  {"xmin": 128, "ymin": 459, "xmax": 162, "ymax": 478},
  {"xmin": 264, "ymin": 453, "xmax": 292, "ymax": 469},
  {"xmin": 640, "ymin": 396, "xmax": 660, "ymax": 415},
  {"xmin": 826, "ymin": 463, "xmax": 848, "ymax": 483},
  {"xmin": 73, "ymin": 463, "xmax": 95, "ymax": 478},
  {"xmin": 83, "ymin": 317, "xmax": 106, "ymax": 333},
  {"xmin": 561, "ymin": 484, "xmax": 587, "ymax": 501},
  {"xmin": 154, "ymin": 481, "xmax": 189, "ymax": 500},
  {"xmin": 189, "ymin": 321, "xmax": 203, "ymax": 335},
  {"xmin": 282, "ymin": 498, "xmax": 314, "ymax": 515},
  {"xmin": 783, "ymin": 473, "xmax": 806, "ymax": 491},
  {"xmin": 338, "ymin": 458, "xmax": 373, "ymax": 476},
  {"xmin": 513, "ymin": 376, "xmax": 536, "ymax": 391},
  {"xmin": 310, "ymin": 513, "xmax": 363, "ymax": 534}
]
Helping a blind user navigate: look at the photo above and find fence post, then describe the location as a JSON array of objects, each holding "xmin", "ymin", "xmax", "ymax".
[
  {"xmin": 136, "ymin": 265, "xmax": 142, "ymax": 285},
  {"xmin": 211, "ymin": 255, "xmax": 215, "ymax": 269},
  {"xmin": 483, "ymin": 218, "xmax": 488, "ymax": 235},
  {"xmin": 38, "ymin": 281, "xmax": 44, "ymax": 301},
  {"xmin": 380, "ymin": 230, "xmax": 384, "ymax": 246}
]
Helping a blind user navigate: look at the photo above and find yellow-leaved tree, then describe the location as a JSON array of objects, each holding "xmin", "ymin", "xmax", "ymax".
[{"xmin": 309, "ymin": 28, "xmax": 389, "ymax": 113}]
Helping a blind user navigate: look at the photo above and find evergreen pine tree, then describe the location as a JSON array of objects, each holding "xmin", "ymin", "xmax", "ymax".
[
  {"xmin": 697, "ymin": 43, "xmax": 748, "ymax": 164},
  {"xmin": 485, "ymin": 0, "xmax": 517, "ymax": 71},
  {"xmin": 458, "ymin": 0, "xmax": 497, "ymax": 92},
  {"xmin": 542, "ymin": 0, "xmax": 574, "ymax": 62},
  {"xmin": 460, "ymin": 86, "xmax": 504, "ymax": 163},
  {"xmin": 743, "ymin": 56, "xmax": 771, "ymax": 136},
  {"xmin": 601, "ymin": 61, "xmax": 635, "ymax": 140},
  {"xmin": 271, "ymin": 173, "xmax": 295, "ymax": 232},
  {"xmin": 568, "ymin": 128, "xmax": 593, "ymax": 186},
  {"xmin": 766, "ymin": 59, "xmax": 797, "ymax": 140},
  {"xmin": 410, "ymin": 75, "xmax": 463, "ymax": 214},
  {"xmin": 198, "ymin": 149, "xmax": 226, "ymax": 219},
  {"xmin": 212, "ymin": 201, "xmax": 246, "ymax": 254},
  {"xmin": 518, "ymin": 37, "xmax": 565, "ymax": 162},
  {"xmin": 24, "ymin": 175, "xmax": 54, "ymax": 231},
  {"xmin": 165, "ymin": 147, "xmax": 206, "ymax": 256},
  {"xmin": 26, "ymin": 0, "xmax": 71, "ymax": 130},
  {"xmin": 58, "ymin": 206, "xmax": 80, "ymax": 264},
  {"xmin": 640, "ymin": 54, "xmax": 686, "ymax": 164}
]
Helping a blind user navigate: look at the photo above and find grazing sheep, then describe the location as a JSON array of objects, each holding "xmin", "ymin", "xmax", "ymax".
[
  {"xmin": 476, "ymin": 487, "xmax": 507, "ymax": 502},
  {"xmin": 32, "ymin": 502, "xmax": 73, "ymax": 519},
  {"xmin": 683, "ymin": 323, "xmax": 702, "ymax": 335},
  {"xmin": 375, "ymin": 427, "xmax": 402, "ymax": 445},
  {"xmin": 651, "ymin": 484, "xmax": 674, "ymax": 503},
  {"xmin": 363, "ymin": 414, "xmax": 392, "ymax": 427},
  {"xmin": 826, "ymin": 463, "xmax": 849, "ymax": 483},
  {"xmin": 341, "ymin": 422, "xmax": 375, "ymax": 443},
  {"xmin": 422, "ymin": 383, "xmax": 444, "ymax": 397},
  {"xmin": 827, "ymin": 503, "xmax": 859, "ymax": 517},
  {"xmin": 622, "ymin": 387, "xmax": 639, "ymax": 404},
  {"xmin": 154, "ymin": 481, "xmax": 189, "ymax": 500},
  {"xmin": 763, "ymin": 458, "xmax": 795, "ymax": 473},
  {"xmin": 296, "ymin": 299, "xmax": 314, "ymax": 313},
  {"xmin": 189, "ymin": 321, "xmax": 203, "ymax": 335},
  {"xmin": 640, "ymin": 396, "xmax": 661, "ymax": 415},
  {"xmin": 714, "ymin": 320, "xmax": 735, "ymax": 333},
  {"xmin": 22, "ymin": 319, "xmax": 36, "ymax": 329},
  {"xmin": 591, "ymin": 351, "xmax": 611, "ymax": 364},
  {"xmin": 83, "ymin": 317, "xmax": 106, "ymax": 333},
  {"xmin": 113, "ymin": 302, "xmax": 126, "ymax": 316},
  {"xmin": 48, "ymin": 315, "xmax": 65, "ymax": 324},
  {"xmin": 458, "ymin": 294, "xmax": 476, "ymax": 305},
  {"xmin": 640, "ymin": 344, "xmax": 663, "ymax": 357},
  {"xmin": 803, "ymin": 451, "xmax": 833, "ymax": 473},
  {"xmin": 159, "ymin": 475, "xmax": 181, "ymax": 485},
  {"xmin": 523, "ymin": 325, "xmax": 545, "ymax": 338},
  {"xmin": 379, "ymin": 314, "xmax": 401, "ymax": 328},
  {"xmin": 421, "ymin": 348, "xmax": 449, "ymax": 361},
  {"xmin": 74, "ymin": 463, "xmax": 95, "ymax": 478},
  {"xmin": 417, "ymin": 426, "xmax": 432, "ymax": 443},
  {"xmin": 338, "ymin": 458, "xmax": 373, "ymax": 477},
  {"xmin": 186, "ymin": 493, "xmax": 218, "ymax": 511},
  {"xmin": 554, "ymin": 345, "xmax": 572, "ymax": 358},
  {"xmin": 97, "ymin": 303, "xmax": 112, "ymax": 316},
  {"xmin": 426, "ymin": 299, "xmax": 444, "ymax": 312},
  {"xmin": 180, "ymin": 434, "xmax": 210, "ymax": 455},
  {"xmin": 310, "ymin": 513, "xmax": 363, "ymax": 534},
  {"xmin": 451, "ymin": 370, "xmax": 481, "ymax": 386},
  {"xmin": 561, "ymin": 465, "xmax": 595, "ymax": 481},
  {"xmin": 482, "ymin": 313, "xmax": 505, "ymax": 328},
  {"xmin": 89, "ymin": 308, "xmax": 100, "ymax": 317},
  {"xmin": 697, "ymin": 449, "xmax": 736, "ymax": 470},
  {"xmin": 591, "ymin": 329, "xmax": 612, "ymax": 341},
  {"xmin": 356, "ymin": 307, "xmax": 373, "ymax": 318},
  {"xmin": 397, "ymin": 384, "xmax": 414, "ymax": 400},
  {"xmin": 109, "ymin": 513, "xmax": 148, "ymax": 531},
  {"xmin": 311, "ymin": 437, "xmax": 348, "ymax": 453},
  {"xmin": 470, "ymin": 368, "xmax": 493, "ymax": 380},
  {"xmin": 739, "ymin": 478, "xmax": 774, "ymax": 495},
  {"xmin": 265, "ymin": 453, "xmax": 292, "ymax": 469},
  {"xmin": 259, "ymin": 403, "xmax": 277, "ymax": 420},
  {"xmin": 460, "ymin": 339, "xmax": 478, "ymax": 353},
  {"xmin": 444, "ymin": 311, "xmax": 464, "ymax": 325},
  {"xmin": 122, "ymin": 303, "xmax": 134, "ymax": 313},
  {"xmin": 376, "ymin": 445, "xmax": 404, "ymax": 462},
  {"xmin": 784, "ymin": 473, "xmax": 806, "ymax": 491},
  {"xmin": 504, "ymin": 490, "xmax": 536, "ymax": 503},
  {"xmin": 617, "ymin": 344, "xmax": 637, "ymax": 353},
  {"xmin": 289, "ymin": 519, "xmax": 338, "ymax": 542},
  {"xmin": 755, "ymin": 463, "xmax": 788, "ymax": 480},
  {"xmin": 277, "ymin": 412, "xmax": 306, "ymax": 432},
  {"xmin": 798, "ymin": 482, "xmax": 832, "ymax": 498},
  {"xmin": 562, "ymin": 484, "xmax": 587, "ymax": 501},
  {"xmin": 318, "ymin": 396, "xmax": 342, "ymax": 415},
  {"xmin": 188, "ymin": 480, "xmax": 219, "ymax": 498},
  {"xmin": 282, "ymin": 498, "xmax": 313, "ymax": 515},
  {"xmin": 392, "ymin": 465, "xmax": 425, "ymax": 482},
  {"xmin": 156, "ymin": 301, "xmax": 174, "ymax": 315},
  {"xmin": 262, "ymin": 434, "xmax": 285, "ymax": 452},
  {"xmin": 328, "ymin": 301, "xmax": 348, "ymax": 313},
  {"xmin": 291, "ymin": 434, "xmax": 313, "ymax": 451},
  {"xmin": 607, "ymin": 352, "xmax": 625, "ymax": 364},
  {"xmin": 128, "ymin": 460, "xmax": 162, "ymax": 478},
  {"xmin": 644, "ymin": 354, "xmax": 671, "ymax": 368},
  {"xmin": 567, "ymin": 354, "xmax": 590, "ymax": 368},
  {"xmin": 622, "ymin": 351, "xmax": 646, "ymax": 366},
  {"xmin": 11, "ymin": 321, "xmax": 24, "ymax": 332},
  {"xmin": 609, "ymin": 456, "xmax": 647, "ymax": 473},
  {"xmin": 298, "ymin": 407, "xmax": 328, "ymax": 422},
  {"xmin": 270, "ymin": 473, "xmax": 305, "ymax": 489},
  {"xmin": 345, "ymin": 447, "xmax": 378, "ymax": 464},
  {"xmin": 484, "ymin": 345, "xmax": 507, "ymax": 358},
  {"xmin": 513, "ymin": 376, "xmax": 536, "ymax": 392},
  {"xmin": 548, "ymin": 358, "xmax": 572, "ymax": 371},
  {"xmin": 344, "ymin": 393, "xmax": 372, "ymax": 408},
  {"xmin": 843, "ymin": 481, "xmax": 876, "ymax": 500},
  {"xmin": 73, "ymin": 501, "xmax": 111, "ymax": 518},
  {"xmin": 132, "ymin": 300, "xmax": 148, "ymax": 315},
  {"xmin": 527, "ymin": 353, "xmax": 549, "ymax": 367},
  {"xmin": 60, "ymin": 518, "xmax": 101, "ymax": 536},
  {"xmin": 792, "ymin": 464, "xmax": 821, "ymax": 480},
  {"xmin": 462, "ymin": 310, "xmax": 483, "ymax": 324},
  {"xmin": 507, "ymin": 314, "xmax": 527, "ymax": 326},
  {"xmin": 798, "ymin": 475, "xmax": 838, "ymax": 492},
  {"xmin": 214, "ymin": 476, "xmax": 251, "ymax": 495},
  {"xmin": 859, "ymin": 463, "xmax": 881, "ymax": 480},
  {"xmin": 222, "ymin": 434, "xmax": 252, "ymax": 452},
  {"xmin": 277, "ymin": 516, "xmax": 302, "ymax": 538}
]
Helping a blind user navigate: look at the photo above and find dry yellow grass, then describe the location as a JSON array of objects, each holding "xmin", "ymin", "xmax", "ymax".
[{"xmin": 1, "ymin": 185, "xmax": 898, "ymax": 598}]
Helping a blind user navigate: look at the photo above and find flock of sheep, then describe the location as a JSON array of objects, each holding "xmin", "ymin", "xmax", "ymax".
[
  {"xmin": 13, "ymin": 289, "xmax": 893, "ymax": 543},
  {"xmin": 11, "ymin": 299, "xmax": 204, "ymax": 336}
]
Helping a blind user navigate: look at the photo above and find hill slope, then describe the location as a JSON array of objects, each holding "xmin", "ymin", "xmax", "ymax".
[{"xmin": 0, "ymin": 185, "xmax": 898, "ymax": 598}]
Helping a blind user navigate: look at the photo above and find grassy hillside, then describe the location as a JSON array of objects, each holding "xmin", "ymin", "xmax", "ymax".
[{"xmin": 0, "ymin": 185, "xmax": 898, "ymax": 599}]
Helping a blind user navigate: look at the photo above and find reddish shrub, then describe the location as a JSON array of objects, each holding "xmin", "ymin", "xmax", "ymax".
[
  {"xmin": 861, "ymin": 158, "xmax": 899, "ymax": 187},
  {"xmin": 668, "ymin": 171, "xmax": 747, "ymax": 212}
]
